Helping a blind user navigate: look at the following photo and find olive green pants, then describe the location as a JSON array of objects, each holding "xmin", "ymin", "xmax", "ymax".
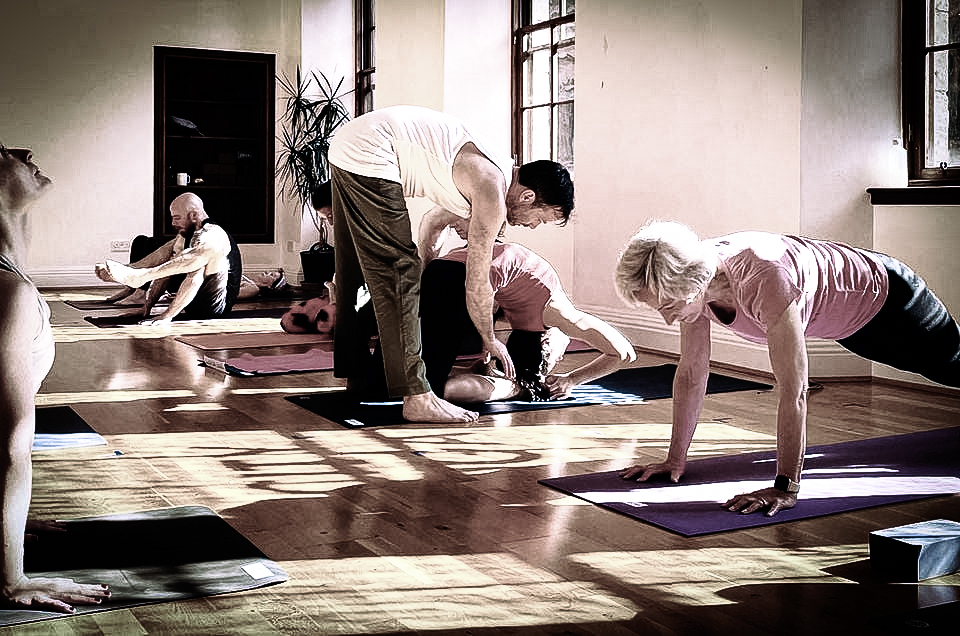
[{"xmin": 330, "ymin": 166, "xmax": 430, "ymax": 397}]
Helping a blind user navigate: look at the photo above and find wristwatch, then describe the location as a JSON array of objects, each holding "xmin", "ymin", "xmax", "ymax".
[{"xmin": 774, "ymin": 475, "xmax": 801, "ymax": 493}]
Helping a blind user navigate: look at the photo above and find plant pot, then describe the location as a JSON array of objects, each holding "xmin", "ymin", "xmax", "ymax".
[{"xmin": 300, "ymin": 243, "xmax": 335, "ymax": 285}]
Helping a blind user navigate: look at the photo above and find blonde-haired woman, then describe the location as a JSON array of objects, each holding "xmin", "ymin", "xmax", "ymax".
[{"xmin": 615, "ymin": 220, "xmax": 959, "ymax": 516}]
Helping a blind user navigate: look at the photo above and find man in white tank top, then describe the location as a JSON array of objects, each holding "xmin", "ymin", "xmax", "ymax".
[{"xmin": 327, "ymin": 105, "xmax": 574, "ymax": 423}]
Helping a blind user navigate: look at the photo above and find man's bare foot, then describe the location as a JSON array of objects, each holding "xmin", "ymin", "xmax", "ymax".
[
  {"xmin": 100, "ymin": 260, "xmax": 149, "ymax": 288},
  {"xmin": 115, "ymin": 288, "xmax": 147, "ymax": 305},
  {"xmin": 402, "ymin": 391, "xmax": 478, "ymax": 423},
  {"xmin": 104, "ymin": 286, "xmax": 135, "ymax": 303}
]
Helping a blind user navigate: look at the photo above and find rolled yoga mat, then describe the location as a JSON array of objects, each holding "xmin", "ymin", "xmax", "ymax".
[
  {"xmin": 1, "ymin": 505, "xmax": 287, "ymax": 627},
  {"xmin": 285, "ymin": 364, "xmax": 772, "ymax": 428},
  {"xmin": 539, "ymin": 426, "xmax": 960, "ymax": 536}
]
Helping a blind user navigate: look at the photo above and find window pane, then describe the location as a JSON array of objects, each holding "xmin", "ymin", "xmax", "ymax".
[
  {"xmin": 529, "ymin": 0, "xmax": 561, "ymax": 23},
  {"xmin": 556, "ymin": 21, "xmax": 575, "ymax": 45},
  {"xmin": 554, "ymin": 102, "xmax": 574, "ymax": 173},
  {"xmin": 563, "ymin": 0, "xmax": 575, "ymax": 17},
  {"xmin": 924, "ymin": 49, "xmax": 960, "ymax": 167},
  {"xmin": 523, "ymin": 106, "xmax": 552, "ymax": 163},
  {"xmin": 927, "ymin": 0, "xmax": 960, "ymax": 47},
  {"xmin": 523, "ymin": 37, "xmax": 552, "ymax": 106},
  {"xmin": 554, "ymin": 34, "xmax": 575, "ymax": 102}
]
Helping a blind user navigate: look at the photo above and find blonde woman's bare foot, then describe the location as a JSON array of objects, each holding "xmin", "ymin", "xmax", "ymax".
[{"xmin": 402, "ymin": 391, "xmax": 478, "ymax": 423}]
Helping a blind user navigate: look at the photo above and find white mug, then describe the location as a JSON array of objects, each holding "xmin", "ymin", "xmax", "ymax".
[{"xmin": 176, "ymin": 173, "xmax": 191, "ymax": 186}]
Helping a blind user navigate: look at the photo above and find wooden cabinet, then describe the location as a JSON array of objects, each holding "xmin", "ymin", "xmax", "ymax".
[{"xmin": 154, "ymin": 46, "xmax": 275, "ymax": 243}]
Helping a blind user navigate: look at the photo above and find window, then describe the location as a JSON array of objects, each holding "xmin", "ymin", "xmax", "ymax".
[
  {"xmin": 355, "ymin": 0, "xmax": 376, "ymax": 116},
  {"xmin": 513, "ymin": 0, "xmax": 575, "ymax": 173},
  {"xmin": 903, "ymin": 1, "xmax": 960, "ymax": 184}
]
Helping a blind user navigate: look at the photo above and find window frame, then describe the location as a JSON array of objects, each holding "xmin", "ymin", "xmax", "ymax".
[
  {"xmin": 903, "ymin": 0, "xmax": 960, "ymax": 185},
  {"xmin": 512, "ymin": 1, "xmax": 575, "ymax": 167},
  {"xmin": 355, "ymin": 0, "xmax": 375, "ymax": 117}
]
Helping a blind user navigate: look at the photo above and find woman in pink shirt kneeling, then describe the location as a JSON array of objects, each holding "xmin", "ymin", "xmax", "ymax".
[{"xmin": 614, "ymin": 220, "xmax": 959, "ymax": 517}]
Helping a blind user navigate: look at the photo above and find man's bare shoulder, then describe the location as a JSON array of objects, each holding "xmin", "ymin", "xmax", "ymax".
[{"xmin": 453, "ymin": 143, "xmax": 506, "ymax": 193}]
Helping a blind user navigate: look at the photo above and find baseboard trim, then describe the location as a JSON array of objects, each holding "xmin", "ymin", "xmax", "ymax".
[
  {"xmin": 580, "ymin": 303, "xmax": 872, "ymax": 381},
  {"xmin": 31, "ymin": 264, "xmax": 284, "ymax": 289}
]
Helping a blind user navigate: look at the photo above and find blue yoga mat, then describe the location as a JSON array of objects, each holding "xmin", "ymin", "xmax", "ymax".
[
  {"xmin": 34, "ymin": 406, "xmax": 106, "ymax": 451},
  {"xmin": 540, "ymin": 426, "xmax": 960, "ymax": 536}
]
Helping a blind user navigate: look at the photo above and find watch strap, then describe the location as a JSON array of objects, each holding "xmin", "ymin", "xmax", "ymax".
[{"xmin": 774, "ymin": 475, "xmax": 800, "ymax": 493}]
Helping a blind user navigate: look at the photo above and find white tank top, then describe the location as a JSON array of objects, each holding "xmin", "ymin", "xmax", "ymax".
[
  {"xmin": 0, "ymin": 254, "xmax": 54, "ymax": 393},
  {"xmin": 328, "ymin": 105, "xmax": 514, "ymax": 218}
]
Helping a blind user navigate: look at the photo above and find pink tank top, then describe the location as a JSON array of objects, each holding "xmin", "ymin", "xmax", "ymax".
[
  {"xmin": 706, "ymin": 232, "xmax": 889, "ymax": 343},
  {"xmin": 440, "ymin": 243, "xmax": 562, "ymax": 331}
]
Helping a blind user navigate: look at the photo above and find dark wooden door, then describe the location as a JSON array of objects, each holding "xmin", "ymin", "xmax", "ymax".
[{"xmin": 154, "ymin": 46, "xmax": 275, "ymax": 244}]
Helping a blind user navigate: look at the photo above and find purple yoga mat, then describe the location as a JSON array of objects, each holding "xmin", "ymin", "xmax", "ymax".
[{"xmin": 539, "ymin": 426, "xmax": 960, "ymax": 536}]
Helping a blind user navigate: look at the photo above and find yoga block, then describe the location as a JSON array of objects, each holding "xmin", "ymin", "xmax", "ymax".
[{"xmin": 869, "ymin": 519, "xmax": 960, "ymax": 581}]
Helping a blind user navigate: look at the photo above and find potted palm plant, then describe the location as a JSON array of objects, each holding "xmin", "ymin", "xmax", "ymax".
[{"xmin": 276, "ymin": 67, "xmax": 351, "ymax": 284}]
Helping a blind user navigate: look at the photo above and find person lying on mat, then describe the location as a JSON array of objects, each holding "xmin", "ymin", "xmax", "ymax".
[
  {"xmin": 0, "ymin": 142, "xmax": 111, "ymax": 611},
  {"xmin": 93, "ymin": 192, "xmax": 242, "ymax": 325},
  {"xmin": 280, "ymin": 294, "xmax": 336, "ymax": 334},
  {"xmin": 419, "ymin": 211, "xmax": 636, "ymax": 403},
  {"xmin": 614, "ymin": 220, "xmax": 960, "ymax": 517}
]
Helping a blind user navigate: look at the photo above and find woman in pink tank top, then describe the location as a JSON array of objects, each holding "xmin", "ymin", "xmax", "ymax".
[{"xmin": 614, "ymin": 220, "xmax": 959, "ymax": 518}]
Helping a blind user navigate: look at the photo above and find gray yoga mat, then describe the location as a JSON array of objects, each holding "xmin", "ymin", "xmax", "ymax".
[{"xmin": 0, "ymin": 506, "xmax": 287, "ymax": 627}]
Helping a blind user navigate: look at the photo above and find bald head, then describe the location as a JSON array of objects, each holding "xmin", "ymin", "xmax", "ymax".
[{"xmin": 169, "ymin": 192, "xmax": 209, "ymax": 233}]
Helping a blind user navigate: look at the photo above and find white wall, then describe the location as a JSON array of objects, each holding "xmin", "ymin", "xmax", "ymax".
[
  {"xmin": 873, "ymin": 205, "xmax": 960, "ymax": 389},
  {"xmin": 2, "ymin": 0, "xmax": 302, "ymax": 286},
  {"xmin": 573, "ymin": 0, "xmax": 803, "ymax": 372},
  {"xmin": 800, "ymin": 0, "xmax": 902, "ymax": 246}
]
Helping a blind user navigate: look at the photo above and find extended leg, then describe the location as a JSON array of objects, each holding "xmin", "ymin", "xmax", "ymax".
[{"xmin": 838, "ymin": 254, "xmax": 960, "ymax": 387}]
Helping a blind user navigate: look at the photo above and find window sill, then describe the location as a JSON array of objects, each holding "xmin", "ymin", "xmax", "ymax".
[{"xmin": 867, "ymin": 186, "xmax": 960, "ymax": 206}]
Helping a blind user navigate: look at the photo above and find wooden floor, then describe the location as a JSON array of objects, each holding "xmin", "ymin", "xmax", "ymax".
[{"xmin": 6, "ymin": 290, "xmax": 959, "ymax": 635}]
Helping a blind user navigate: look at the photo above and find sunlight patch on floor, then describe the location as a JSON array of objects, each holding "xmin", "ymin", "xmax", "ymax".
[
  {"xmin": 36, "ymin": 389, "xmax": 196, "ymax": 406},
  {"xmin": 52, "ymin": 318, "xmax": 283, "ymax": 343},
  {"xmin": 374, "ymin": 422, "xmax": 775, "ymax": 474},
  {"xmin": 279, "ymin": 552, "xmax": 638, "ymax": 632},
  {"xmin": 164, "ymin": 403, "xmax": 229, "ymax": 412},
  {"xmin": 230, "ymin": 386, "xmax": 345, "ymax": 395},
  {"xmin": 31, "ymin": 429, "xmax": 429, "ymax": 510},
  {"xmin": 568, "ymin": 545, "xmax": 868, "ymax": 606},
  {"xmin": 566, "ymin": 477, "xmax": 960, "ymax": 507}
]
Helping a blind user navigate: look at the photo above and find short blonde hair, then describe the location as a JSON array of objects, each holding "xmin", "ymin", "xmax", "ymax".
[{"xmin": 615, "ymin": 220, "xmax": 716, "ymax": 307}]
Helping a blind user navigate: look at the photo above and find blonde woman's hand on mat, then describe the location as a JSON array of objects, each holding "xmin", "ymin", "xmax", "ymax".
[
  {"xmin": 2, "ymin": 575, "xmax": 111, "ymax": 613},
  {"xmin": 724, "ymin": 487, "xmax": 797, "ymax": 517},
  {"xmin": 620, "ymin": 459, "xmax": 686, "ymax": 483}
]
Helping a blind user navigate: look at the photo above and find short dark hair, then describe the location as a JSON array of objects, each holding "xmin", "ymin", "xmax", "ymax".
[
  {"xmin": 311, "ymin": 181, "xmax": 332, "ymax": 211},
  {"xmin": 506, "ymin": 330, "xmax": 551, "ymax": 401},
  {"xmin": 516, "ymin": 160, "xmax": 574, "ymax": 225}
]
